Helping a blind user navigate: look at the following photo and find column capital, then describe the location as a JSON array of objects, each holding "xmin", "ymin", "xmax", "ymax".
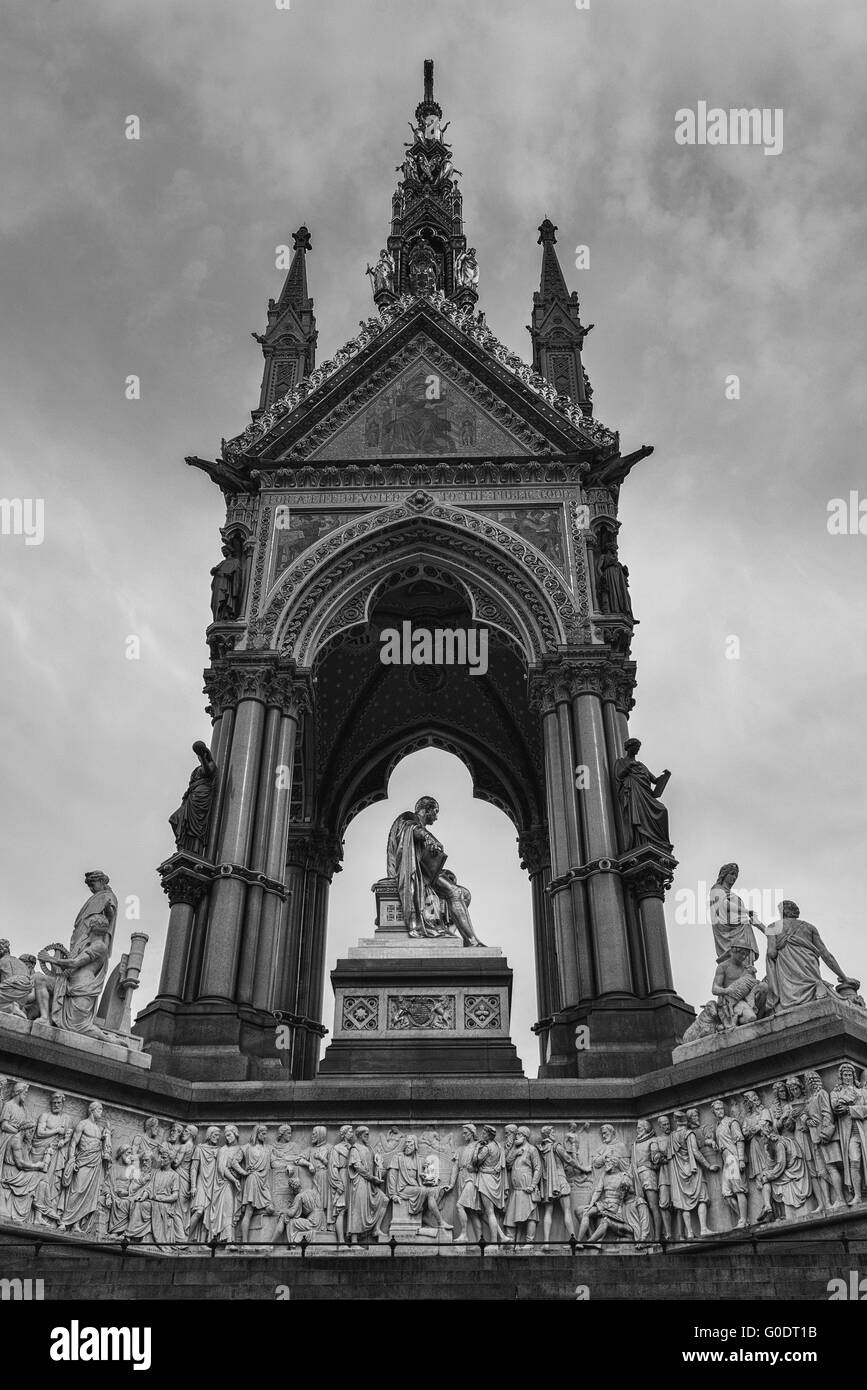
[
  {"xmin": 157, "ymin": 852, "xmax": 218, "ymax": 906},
  {"xmin": 619, "ymin": 844, "xmax": 678, "ymax": 900},
  {"xmin": 203, "ymin": 654, "xmax": 314, "ymax": 718},
  {"xmin": 284, "ymin": 827, "xmax": 344, "ymax": 878},
  {"xmin": 528, "ymin": 652, "xmax": 637, "ymax": 711},
  {"xmin": 517, "ymin": 825, "xmax": 551, "ymax": 875}
]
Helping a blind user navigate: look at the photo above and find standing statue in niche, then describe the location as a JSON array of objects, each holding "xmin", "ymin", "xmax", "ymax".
[
  {"xmin": 407, "ymin": 242, "xmax": 439, "ymax": 296},
  {"xmin": 366, "ymin": 248, "xmax": 395, "ymax": 296},
  {"xmin": 169, "ymin": 741, "xmax": 218, "ymax": 858},
  {"xmin": 614, "ymin": 739, "xmax": 672, "ymax": 851},
  {"xmin": 594, "ymin": 526, "xmax": 633, "ymax": 619},
  {"xmin": 831, "ymin": 1063, "xmax": 867, "ymax": 1205},
  {"xmin": 209, "ymin": 537, "xmax": 244, "ymax": 623},
  {"xmin": 386, "ymin": 796, "xmax": 484, "ymax": 946},
  {"xmin": 455, "ymin": 246, "xmax": 479, "ymax": 289}
]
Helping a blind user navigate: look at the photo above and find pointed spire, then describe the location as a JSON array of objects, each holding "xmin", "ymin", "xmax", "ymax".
[
  {"xmin": 529, "ymin": 217, "xmax": 593, "ymax": 415},
  {"xmin": 253, "ymin": 225, "xmax": 317, "ymax": 417},
  {"xmin": 537, "ymin": 218, "xmax": 571, "ymax": 302},
  {"xmin": 274, "ymin": 225, "xmax": 313, "ymax": 315}
]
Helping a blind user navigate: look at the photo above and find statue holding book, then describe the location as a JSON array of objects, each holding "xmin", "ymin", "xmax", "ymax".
[
  {"xmin": 614, "ymin": 738, "xmax": 672, "ymax": 851},
  {"xmin": 385, "ymin": 796, "xmax": 484, "ymax": 946}
]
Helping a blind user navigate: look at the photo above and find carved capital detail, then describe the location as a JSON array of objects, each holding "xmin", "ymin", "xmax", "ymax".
[
  {"xmin": 203, "ymin": 656, "xmax": 314, "ymax": 718},
  {"xmin": 529, "ymin": 652, "xmax": 637, "ymax": 713},
  {"xmin": 517, "ymin": 825, "xmax": 551, "ymax": 875},
  {"xmin": 157, "ymin": 853, "xmax": 218, "ymax": 907}
]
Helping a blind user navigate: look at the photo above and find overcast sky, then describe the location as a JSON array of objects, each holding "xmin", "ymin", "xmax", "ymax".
[{"xmin": 2, "ymin": 0, "xmax": 865, "ymax": 1071}]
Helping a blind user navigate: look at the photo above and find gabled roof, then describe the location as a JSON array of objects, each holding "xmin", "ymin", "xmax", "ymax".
[{"xmin": 223, "ymin": 292, "xmax": 618, "ymax": 469}]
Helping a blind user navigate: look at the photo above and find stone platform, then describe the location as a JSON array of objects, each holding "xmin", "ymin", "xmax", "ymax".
[{"xmin": 318, "ymin": 936, "xmax": 523, "ymax": 1076}]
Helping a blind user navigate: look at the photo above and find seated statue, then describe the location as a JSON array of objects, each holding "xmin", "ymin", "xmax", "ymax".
[
  {"xmin": 35, "ymin": 916, "xmax": 112, "ymax": 1036},
  {"xmin": 386, "ymin": 796, "xmax": 483, "ymax": 946},
  {"xmin": 711, "ymin": 945, "xmax": 769, "ymax": 1028},
  {"xmin": 0, "ymin": 941, "xmax": 40, "ymax": 1017},
  {"xmin": 765, "ymin": 901, "xmax": 854, "ymax": 1012}
]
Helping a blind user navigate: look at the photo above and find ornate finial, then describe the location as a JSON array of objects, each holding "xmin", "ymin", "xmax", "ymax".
[
  {"xmin": 292, "ymin": 226, "xmax": 312, "ymax": 252},
  {"xmin": 537, "ymin": 218, "xmax": 558, "ymax": 245},
  {"xmin": 415, "ymin": 57, "xmax": 443, "ymax": 128}
]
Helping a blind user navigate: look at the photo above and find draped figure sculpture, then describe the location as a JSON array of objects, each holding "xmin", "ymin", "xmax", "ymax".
[{"xmin": 386, "ymin": 796, "xmax": 484, "ymax": 946}]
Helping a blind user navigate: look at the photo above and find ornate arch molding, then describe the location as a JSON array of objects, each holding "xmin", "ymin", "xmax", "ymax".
[
  {"xmin": 328, "ymin": 724, "xmax": 537, "ymax": 839},
  {"xmin": 257, "ymin": 491, "xmax": 585, "ymax": 662}
]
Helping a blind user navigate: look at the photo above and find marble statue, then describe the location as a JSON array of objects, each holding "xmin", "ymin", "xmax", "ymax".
[
  {"xmin": 150, "ymin": 1145, "xmax": 185, "ymax": 1249},
  {"xmin": 537, "ymin": 1125, "xmax": 576, "ymax": 1244},
  {"xmin": 741, "ymin": 1091, "xmax": 774, "ymax": 1223},
  {"xmin": 710, "ymin": 1099, "xmax": 748, "ymax": 1229},
  {"xmin": 613, "ymin": 739, "xmax": 672, "ymax": 851},
  {"xmin": 407, "ymin": 242, "xmax": 439, "ymax": 295},
  {"xmin": 328, "ymin": 1124, "xmax": 353, "ymax": 1245},
  {"xmin": 577, "ymin": 1151, "xmax": 649, "ymax": 1244},
  {"xmin": 830, "ymin": 1063, "xmax": 867, "ymax": 1205},
  {"xmin": 297, "ymin": 1125, "xmax": 332, "ymax": 1231},
  {"xmin": 174, "ymin": 1124, "xmax": 198, "ymax": 1223},
  {"xmin": 366, "ymin": 249, "xmax": 395, "ymax": 296},
  {"xmin": 784, "ymin": 1074, "xmax": 828, "ymax": 1214},
  {"xmin": 467, "ymin": 1124, "xmax": 509, "ymax": 1243},
  {"xmin": 455, "ymin": 246, "xmax": 479, "ymax": 289},
  {"xmin": 188, "ymin": 1126, "xmax": 221, "ymax": 1243},
  {"xmin": 70, "ymin": 870, "xmax": 118, "ymax": 955},
  {"xmin": 801, "ymin": 1069, "xmax": 845, "ymax": 1209},
  {"xmin": 239, "ymin": 1124, "xmax": 274, "ymax": 1243},
  {"xmin": 59, "ymin": 1100, "xmax": 111, "ymax": 1234},
  {"xmin": 386, "ymin": 795, "xmax": 484, "ymax": 945},
  {"xmin": 503, "ymin": 1127, "xmax": 541, "ymax": 1245},
  {"xmin": 209, "ymin": 539, "xmax": 243, "ymax": 623},
  {"xmin": 708, "ymin": 864, "xmax": 763, "ymax": 963},
  {"xmin": 632, "ymin": 1118, "xmax": 663, "ymax": 1243},
  {"xmin": 760, "ymin": 1115, "xmax": 811, "ymax": 1220},
  {"xmin": 133, "ymin": 1115, "xmax": 164, "ymax": 1167},
  {"xmin": 651, "ymin": 1114, "xmax": 673, "ymax": 1239},
  {"xmin": 0, "ymin": 1119, "xmax": 51, "ymax": 1223},
  {"xmin": 564, "ymin": 1120, "xmax": 594, "ymax": 1221},
  {"xmin": 169, "ymin": 741, "xmax": 218, "ymax": 858},
  {"xmin": 209, "ymin": 1125, "xmax": 246, "ymax": 1244},
  {"xmin": 36, "ymin": 915, "xmax": 112, "ymax": 1036},
  {"xmin": 593, "ymin": 1122, "xmax": 630, "ymax": 1170},
  {"xmin": 347, "ymin": 1123, "xmax": 388, "ymax": 1243},
  {"xmin": 385, "ymin": 1135, "xmax": 451, "ymax": 1234},
  {"xmin": 0, "ymin": 940, "xmax": 40, "ymax": 1016},
  {"xmin": 276, "ymin": 1166, "xmax": 323, "ymax": 1244},
  {"xmin": 669, "ymin": 1110, "xmax": 713, "ymax": 1238},
  {"xmin": 681, "ymin": 1000, "xmax": 725, "ymax": 1044},
  {"xmin": 0, "ymin": 1080, "xmax": 30, "ymax": 1174},
  {"xmin": 30, "ymin": 1091, "xmax": 73, "ymax": 1222},
  {"xmin": 765, "ymin": 902, "xmax": 853, "ymax": 1012},
  {"xmin": 687, "ymin": 1108, "xmax": 722, "ymax": 1215},
  {"xmin": 711, "ymin": 946, "xmax": 769, "ymax": 1028},
  {"xmin": 106, "ymin": 1142, "xmax": 141, "ymax": 1239},
  {"xmin": 452, "ymin": 1122, "xmax": 481, "ymax": 1243}
]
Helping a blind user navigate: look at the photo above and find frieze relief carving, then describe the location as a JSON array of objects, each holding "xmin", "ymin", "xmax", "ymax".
[{"xmin": 2, "ymin": 1068, "xmax": 865, "ymax": 1249}]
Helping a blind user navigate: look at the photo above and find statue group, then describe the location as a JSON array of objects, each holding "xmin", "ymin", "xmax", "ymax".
[
  {"xmin": 0, "ymin": 871, "xmax": 120, "ymax": 1041},
  {"xmin": 4, "ymin": 1079, "xmax": 866, "ymax": 1250},
  {"xmin": 683, "ymin": 863, "xmax": 863, "ymax": 1045}
]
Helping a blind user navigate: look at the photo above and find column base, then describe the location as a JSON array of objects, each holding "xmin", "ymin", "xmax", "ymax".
[
  {"xmin": 133, "ymin": 998, "xmax": 287, "ymax": 1081},
  {"xmin": 539, "ymin": 993, "xmax": 695, "ymax": 1079}
]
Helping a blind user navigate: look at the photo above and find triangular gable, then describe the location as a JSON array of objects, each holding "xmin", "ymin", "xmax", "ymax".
[
  {"xmin": 228, "ymin": 296, "xmax": 618, "ymax": 466},
  {"xmin": 308, "ymin": 349, "xmax": 540, "ymax": 459}
]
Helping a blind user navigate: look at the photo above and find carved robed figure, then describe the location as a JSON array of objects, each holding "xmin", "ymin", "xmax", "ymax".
[{"xmin": 386, "ymin": 795, "xmax": 483, "ymax": 946}]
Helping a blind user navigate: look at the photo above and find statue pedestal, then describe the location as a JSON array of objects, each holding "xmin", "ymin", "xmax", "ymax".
[{"xmin": 318, "ymin": 930, "xmax": 524, "ymax": 1076}]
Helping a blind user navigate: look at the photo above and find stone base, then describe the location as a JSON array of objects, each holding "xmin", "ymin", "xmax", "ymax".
[
  {"xmin": 539, "ymin": 993, "xmax": 696, "ymax": 1079},
  {"xmin": 133, "ymin": 998, "xmax": 287, "ymax": 1081},
  {"xmin": 319, "ymin": 940, "xmax": 523, "ymax": 1076},
  {"xmin": 0, "ymin": 1009, "xmax": 151, "ymax": 1070},
  {"xmin": 672, "ymin": 994, "xmax": 867, "ymax": 1065}
]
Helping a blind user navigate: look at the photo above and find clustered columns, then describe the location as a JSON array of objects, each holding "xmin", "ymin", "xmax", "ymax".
[
  {"xmin": 529, "ymin": 654, "xmax": 681, "ymax": 1074},
  {"xmin": 273, "ymin": 827, "xmax": 343, "ymax": 1079},
  {"xmin": 154, "ymin": 656, "xmax": 313, "ymax": 1028},
  {"xmin": 518, "ymin": 826, "xmax": 558, "ymax": 1067}
]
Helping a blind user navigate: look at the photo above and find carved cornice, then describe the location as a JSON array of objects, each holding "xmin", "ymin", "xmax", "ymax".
[
  {"xmin": 618, "ymin": 845, "xmax": 679, "ymax": 901},
  {"xmin": 255, "ymin": 457, "xmax": 586, "ymax": 490},
  {"xmin": 203, "ymin": 655, "xmax": 314, "ymax": 719}
]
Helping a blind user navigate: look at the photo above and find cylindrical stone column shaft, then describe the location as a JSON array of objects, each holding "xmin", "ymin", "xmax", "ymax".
[
  {"xmin": 252, "ymin": 711, "xmax": 299, "ymax": 1011},
  {"xmin": 637, "ymin": 892, "xmax": 676, "ymax": 994}
]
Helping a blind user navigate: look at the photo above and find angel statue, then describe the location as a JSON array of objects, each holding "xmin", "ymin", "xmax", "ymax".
[
  {"xmin": 455, "ymin": 247, "xmax": 480, "ymax": 289},
  {"xmin": 386, "ymin": 796, "xmax": 484, "ymax": 946}
]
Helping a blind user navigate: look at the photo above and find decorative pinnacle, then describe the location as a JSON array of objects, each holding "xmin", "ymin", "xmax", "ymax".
[
  {"xmin": 415, "ymin": 57, "xmax": 443, "ymax": 125},
  {"xmin": 292, "ymin": 226, "xmax": 312, "ymax": 252},
  {"xmin": 537, "ymin": 218, "xmax": 558, "ymax": 245}
]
